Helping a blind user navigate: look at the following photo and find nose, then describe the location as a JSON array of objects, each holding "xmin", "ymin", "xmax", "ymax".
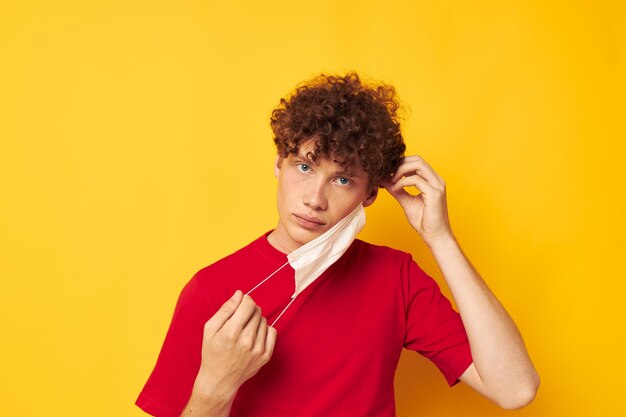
[{"xmin": 303, "ymin": 178, "xmax": 328, "ymax": 211}]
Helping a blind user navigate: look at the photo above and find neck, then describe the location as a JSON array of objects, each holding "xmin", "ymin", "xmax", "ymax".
[{"xmin": 267, "ymin": 228, "xmax": 298, "ymax": 254}]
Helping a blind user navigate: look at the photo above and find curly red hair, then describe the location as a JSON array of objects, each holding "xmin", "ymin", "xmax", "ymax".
[{"xmin": 270, "ymin": 71, "xmax": 406, "ymax": 190}]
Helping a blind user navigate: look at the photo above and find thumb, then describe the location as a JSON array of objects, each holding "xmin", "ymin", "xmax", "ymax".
[
  {"xmin": 383, "ymin": 180, "xmax": 413, "ymax": 207},
  {"xmin": 204, "ymin": 290, "xmax": 243, "ymax": 335}
]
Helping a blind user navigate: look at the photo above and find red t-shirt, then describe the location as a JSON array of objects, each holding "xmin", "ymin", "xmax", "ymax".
[{"xmin": 136, "ymin": 231, "xmax": 473, "ymax": 417}]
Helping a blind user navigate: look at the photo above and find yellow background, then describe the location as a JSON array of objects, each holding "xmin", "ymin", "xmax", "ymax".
[{"xmin": 1, "ymin": 1, "xmax": 624, "ymax": 416}]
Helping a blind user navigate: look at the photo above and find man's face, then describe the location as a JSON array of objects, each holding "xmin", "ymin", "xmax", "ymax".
[{"xmin": 270, "ymin": 140, "xmax": 378, "ymax": 253}]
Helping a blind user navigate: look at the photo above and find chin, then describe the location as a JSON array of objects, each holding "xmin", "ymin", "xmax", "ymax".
[{"xmin": 288, "ymin": 225, "xmax": 323, "ymax": 246}]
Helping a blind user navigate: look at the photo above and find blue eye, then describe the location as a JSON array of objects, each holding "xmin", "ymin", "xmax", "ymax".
[
  {"xmin": 298, "ymin": 163, "xmax": 310, "ymax": 172},
  {"xmin": 338, "ymin": 177, "xmax": 350, "ymax": 185}
]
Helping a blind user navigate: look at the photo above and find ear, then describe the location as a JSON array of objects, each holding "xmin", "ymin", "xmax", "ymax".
[
  {"xmin": 274, "ymin": 155, "xmax": 282, "ymax": 178},
  {"xmin": 362, "ymin": 186, "xmax": 379, "ymax": 208}
]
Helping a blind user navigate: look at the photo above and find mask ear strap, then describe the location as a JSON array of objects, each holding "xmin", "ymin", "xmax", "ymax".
[
  {"xmin": 246, "ymin": 260, "xmax": 296, "ymax": 328},
  {"xmin": 270, "ymin": 295, "xmax": 298, "ymax": 327},
  {"xmin": 246, "ymin": 260, "xmax": 290, "ymax": 295}
]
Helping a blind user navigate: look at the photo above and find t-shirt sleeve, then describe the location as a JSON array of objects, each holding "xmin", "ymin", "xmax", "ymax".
[
  {"xmin": 402, "ymin": 255, "xmax": 474, "ymax": 387},
  {"xmin": 135, "ymin": 275, "xmax": 209, "ymax": 417}
]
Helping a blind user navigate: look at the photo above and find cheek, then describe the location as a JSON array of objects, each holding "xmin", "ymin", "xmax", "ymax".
[
  {"xmin": 279, "ymin": 172, "xmax": 305, "ymax": 194},
  {"xmin": 277, "ymin": 176, "xmax": 299, "ymax": 206}
]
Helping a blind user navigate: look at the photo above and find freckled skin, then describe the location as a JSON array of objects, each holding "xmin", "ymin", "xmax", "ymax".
[{"xmin": 267, "ymin": 140, "xmax": 378, "ymax": 254}]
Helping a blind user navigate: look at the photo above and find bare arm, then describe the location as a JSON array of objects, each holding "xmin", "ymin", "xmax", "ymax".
[
  {"xmin": 179, "ymin": 381, "xmax": 236, "ymax": 417},
  {"xmin": 179, "ymin": 290, "xmax": 277, "ymax": 416},
  {"xmin": 429, "ymin": 235, "xmax": 539, "ymax": 409},
  {"xmin": 384, "ymin": 155, "xmax": 539, "ymax": 409}
]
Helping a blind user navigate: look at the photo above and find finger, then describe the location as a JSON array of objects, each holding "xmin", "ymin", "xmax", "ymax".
[
  {"xmin": 399, "ymin": 155, "xmax": 437, "ymax": 171},
  {"xmin": 392, "ymin": 158, "xmax": 443, "ymax": 188},
  {"xmin": 240, "ymin": 305, "xmax": 263, "ymax": 346},
  {"xmin": 204, "ymin": 290, "xmax": 243, "ymax": 335},
  {"xmin": 391, "ymin": 156, "xmax": 425, "ymax": 181},
  {"xmin": 254, "ymin": 316, "xmax": 268, "ymax": 353},
  {"xmin": 384, "ymin": 179, "xmax": 424, "ymax": 209},
  {"xmin": 385, "ymin": 183, "xmax": 418, "ymax": 207},
  {"xmin": 264, "ymin": 326, "xmax": 278, "ymax": 359},
  {"xmin": 391, "ymin": 159, "xmax": 439, "ymax": 185},
  {"xmin": 221, "ymin": 294, "xmax": 258, "ymax": 338},
  {"xmin": 389, "ymin": 174, "xmax": 435, "ymax": 196},
  {"xmin": 385, "ymin": 174, "xmax": 433, "ymax": 208}
]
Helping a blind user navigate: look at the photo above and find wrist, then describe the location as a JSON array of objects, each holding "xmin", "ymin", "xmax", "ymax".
[
  {"xmin": 191, "ymin": 372, "xmax": 238, "ymax": 405},
  {"xmin": 427, "ymin": 233, "xmax": 458, "ymax": 252}
]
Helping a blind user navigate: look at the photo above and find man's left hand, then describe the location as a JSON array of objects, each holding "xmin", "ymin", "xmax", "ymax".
[{"xmin": 382, "ymin": 155, "xmax": 455, "ymax": 248}]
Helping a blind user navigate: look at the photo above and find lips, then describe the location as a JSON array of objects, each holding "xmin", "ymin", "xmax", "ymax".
[{"xmin": 293, "ymin": 213, "xmax": 326, "ymax": 230}]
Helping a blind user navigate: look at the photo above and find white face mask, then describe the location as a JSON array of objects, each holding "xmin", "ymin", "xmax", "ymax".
[{"xmin": 248, "ymin": 202, "xmax": 366, "ymax": 327}]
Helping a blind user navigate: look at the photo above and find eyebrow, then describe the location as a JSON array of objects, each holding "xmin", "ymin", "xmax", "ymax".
[{"xmin": 296, "ymin": 152, "xmax": 314, "ymax": 164}]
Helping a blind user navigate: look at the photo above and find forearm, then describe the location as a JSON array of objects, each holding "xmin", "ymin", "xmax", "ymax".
[
  {"xmin": 179, "ymin": 373, "xmax": 238, "ymax": 417},
  {"xmin": 428, "ymin": 235, "xmax": 539, "ymax": 399}
]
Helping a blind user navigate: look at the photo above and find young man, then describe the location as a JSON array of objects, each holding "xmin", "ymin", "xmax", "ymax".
[{"xmin": 136, "ymin": 72, "xmax": 540, "ymax": 417}]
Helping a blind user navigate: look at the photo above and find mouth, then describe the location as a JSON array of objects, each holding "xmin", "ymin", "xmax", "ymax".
[{"xmin": 293, "ymin": 213, "xmax": 326, "ymax": 230}]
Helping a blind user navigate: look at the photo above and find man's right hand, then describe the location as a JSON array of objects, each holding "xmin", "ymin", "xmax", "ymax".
[{"xmin": 194, "ymin": 290, "xmax": 277, "ymax": 398}]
